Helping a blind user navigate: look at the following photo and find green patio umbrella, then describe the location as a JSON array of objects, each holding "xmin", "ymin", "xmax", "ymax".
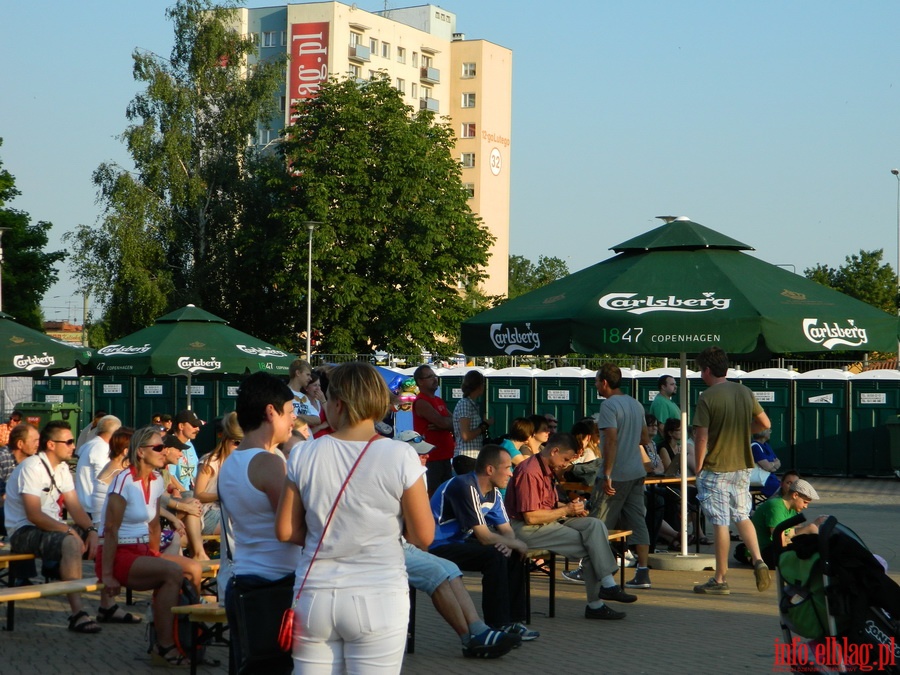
[
  {"xmin": 86, "ymin": 305, "xmax": 297, "ymax": 407},
  {"xmin": 0, "ymin": 311, "xmax": 93, "ymax": 375},
  {"xmin": 462, "ymin": 217, "xmax": 900, "ymax": 556},
  {"xmin": 463, "ymin": 218, "xmax": 899, "ymax": 357}
]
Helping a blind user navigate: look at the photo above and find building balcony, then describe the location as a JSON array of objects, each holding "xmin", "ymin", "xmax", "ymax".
[
  {"xmin": 420, "ymin": 67, "xmax": 440, "ymax": 84},
  {"xmin": 348, "ymin": 44, "xmax": 371, "ymax": 62},
  {"xmin": 419, "ymin": 97, "xmax": 439, "ymax": 113}
]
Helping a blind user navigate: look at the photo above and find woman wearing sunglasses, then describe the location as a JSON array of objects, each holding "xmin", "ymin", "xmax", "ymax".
[{"xmin": 96, "ymin": 425, "xmax": 202, "ymax": 668}]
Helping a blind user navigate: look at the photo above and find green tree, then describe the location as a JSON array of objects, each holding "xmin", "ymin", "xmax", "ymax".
[
  {"xmin": 507, "ymin": 254, "xmax": 569, "ymax": 300},
  {"xmin": 66, "ymin": 0, "xmax": 284, "ymax": 338},
  {"xmin": 804, "ymin": 249, "xmax": 897, "ymax": 314},
  {"xmin": 258, "ymin": 75, "xmax": 494, "ymax": 354},
  {"xmin": 0, "ymin": 139, "xmax": 66, "ymax": 330}
]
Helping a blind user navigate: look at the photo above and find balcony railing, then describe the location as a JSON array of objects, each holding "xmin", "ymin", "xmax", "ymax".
[
  {"xmin": 420, "ymin": 66, "xmax": 440, "ymax": 84},
  {"xmin": 419, "ymin": 97, "xmax": 439, "ymax": 112}
]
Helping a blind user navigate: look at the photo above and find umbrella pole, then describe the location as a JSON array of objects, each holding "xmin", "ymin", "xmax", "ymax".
[
  {"xmin": 679, "ymin": 352, "xmax": 689, "ymax": 556},
  {"xmin": 186, "ymin": 373, "xmax": 192, "ymax": 409}
]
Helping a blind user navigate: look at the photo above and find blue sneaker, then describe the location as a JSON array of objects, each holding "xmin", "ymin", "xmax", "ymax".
[
  {"xmin": 502, "ymin": 621, "xmax": 540, "ymax": 641},
  {"xmin": 462, "ymin": 628, "xmax": 516, "ymax": 658}
]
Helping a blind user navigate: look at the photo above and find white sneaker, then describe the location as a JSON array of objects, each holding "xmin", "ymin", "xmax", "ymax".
[{"xmin": 616, "ymin": 556, "xmax": 637, "ymax": 568}]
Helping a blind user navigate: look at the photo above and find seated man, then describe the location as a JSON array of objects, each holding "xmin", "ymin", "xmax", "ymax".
[
  {"xmin": 505, "ymin": 432, "xmax": 635, "ymax": 621},
  {"xmin": 750, "ymin": 428, "xmax": 782, "ymax": 498},
  {"xmin": 4, "ymin": 421, "xmax": 108, "ymax": 632},
  {"xmin": 400, "ymin": 433, "xmax": 518, "ymax": 658},
  {"xmin": 735, "ymin": 478, "xmax": 820, "ymax": 567},
  {"xmin": 430, "ymin": 444, "xmax": 537, "ymax": 641}
]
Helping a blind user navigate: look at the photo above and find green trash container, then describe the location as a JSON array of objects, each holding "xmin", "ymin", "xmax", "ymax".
[
  {"xmin": 885, "ymin": 417, "xmax": 900, "ymax": 478},
  {"xmin": 485, "ymin": 368, "xmax": 535, "ymax": 436},
  {"xmin": 793, "ymin": 369, "xmax": 851, "ymax": 476},
  {"xmin": 436, "ymin": 369, "xmax": 466, "ymax": 415},
  {"xmin": 534, "ymin": 368, "xmax": 587, "ymax": 432},
  {"xmin": 15, "ymin": 401, "xmax": 82, "ymax": 431},
  {"xmin": 32, "ymin": 375, "xmax": 93, "ymax": 434},
  {"xmin": 739, "ymin": 368, "xmax": 796, "ymax": 469},
  {"xmin": 848, "ymin": 370, "xmax": 900, "ymax": 476},
  {"xmin": 94, "ymin": 376, "xmax": 135, "ymax": 428}
]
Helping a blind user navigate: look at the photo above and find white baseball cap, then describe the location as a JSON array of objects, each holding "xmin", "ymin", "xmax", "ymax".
[{"xmin": 398, "ymin": 430, "xmax": 435, "ymax": 454}]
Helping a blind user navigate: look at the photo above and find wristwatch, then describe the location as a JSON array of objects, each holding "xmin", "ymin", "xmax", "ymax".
[{"xmin": 599, "ymin": 475, "xmax": 610, "ymax": 481}]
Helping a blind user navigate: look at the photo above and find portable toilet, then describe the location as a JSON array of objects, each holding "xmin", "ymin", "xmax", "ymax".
[
  {"xmin": 793, "ymin": 369, "xmax": 852, "ymax": 476},
  {"xmin": 739, "ymin": 368, "xmax": 796, "ymax": 468},
  {"xmin": 485, "ymin": 367, "xmax": 537, "ymax": 435},
  {"xmin": 848, "ymin": 369, "xmax": 900, "ymax": 476},
  {"xmin": 534, "ymin": 367, "xmax": 589, "ymax": 432},
  {"xmin": 93, "ymin": 375, "xmax": 135, "ymax": 428}
]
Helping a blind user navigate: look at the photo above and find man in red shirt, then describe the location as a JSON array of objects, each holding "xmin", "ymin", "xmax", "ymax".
[
  {"xmin": 506, "ymin": 433, "xmax": 635, "ymax": 620},
  {"xmin": 413, "ymin": 365, "xmax": 455, "ymax": 495}
]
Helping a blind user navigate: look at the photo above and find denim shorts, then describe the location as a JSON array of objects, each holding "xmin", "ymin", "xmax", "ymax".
[{"xmin": 402, "ymin": 540, "xmax": 461, "ymax": 595}]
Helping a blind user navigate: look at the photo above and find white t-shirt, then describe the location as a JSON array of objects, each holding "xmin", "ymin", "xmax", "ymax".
[
  {"xmin": 291, "ymin": 388, "xmax": 314, "ymax": 418},
  {"xmin": 106, "ymin": 467, "xmax": 164, "ymax": 539},
  {"xmin": 75, "ymin": 435, "xmax": 109, "ymax": 512},
  {"xmin": 4, "ymin": 453, "xmax": 74, "ymax": 534},
  {"xmin": 287, "ymin": 435, "xmax": 425, "ymax": 592}
]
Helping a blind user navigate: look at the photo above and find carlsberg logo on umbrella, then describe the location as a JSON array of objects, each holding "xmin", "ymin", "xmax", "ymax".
[
  {"xmin": 14, "ymin": 353, "xmax": 55, "ymax": 370},
  {"xmin": 235, "ymin": 345, "xmax": 290, "ymax": 358},
  {"xmin": 490, "ymin": 323, "xmax": 541, "ymax": 354},
  {"xmin": 599, "ymin": 292, "xmax": 731, "ymax": 314},
  {"xmin": 98, "ymin": 344, "xmax": 152, "ymax": 355},
  {"xmin": 802, "ymin": 318, "xmax": 868, "ymax": 350},
  {"xmin": 178, "ymin": 357, "xmax": 223, "ymax": 373}
]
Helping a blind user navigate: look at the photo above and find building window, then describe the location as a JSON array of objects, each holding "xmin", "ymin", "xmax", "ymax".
[
  {"xmin": 422, "ymin": 86, "xmax": 432, "ymax": 100},
  {"xmin": 350, "ymin": 32, "xmax": 361, "ymax": 47},
  {"xmin": 462, "ymin": 62, "xmax": 476, "ymax": 78},
  {"xmin": 423, "ymin": 55, "xmax": 432, "ymax": 69},
  {"xmin": 369, "ymin": 38, "xmax": 378, "ymax": 53},
  {"xmin": 396, "ymin": 77, "xmax": 405, "ymax": 94},
  {"xmin": 258, "ymin": 128, "xmax": 278, "ymax": 146},
  {"xmin": 411, "ymin": 83, "xmax": 417, "ymax": 98},
  {"xmin": 397, "ymin": 46, "xmax": 406, "ymax": 63},
  {"xmin": 461, "ymin": 93, "xmax": 476, "ymax": 108},
  {"xmin": 281, "ymin": 31, "xmax": 287, "ymax": 46},
  {"xmin": 279, "ymin": 96, "xmax": 286, "ymax": 113},
  {"xmin": 462, "ymin": 183, "xmax": 475, "ymax": 199},
  {"xmin": 412, "ymin": 51, "xmax": 418, "ymax": 67},
  {"xmin": 382, "ymin": 42, "xmax": 391, "ymax": 59},
  {"xmin": 460, "ymin": 123, "xmax": 476, "ymax": 138},
  {"xmin": 460, "ymin": 153, "xmax": 475, "ymax": 168},
  {"xmin": 349, "ymin": 64, "xmax": 362, "ymax": 79}
]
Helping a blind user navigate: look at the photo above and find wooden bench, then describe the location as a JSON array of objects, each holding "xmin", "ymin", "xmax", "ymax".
[
  {"xmin": 524, "ymin": 529, "xmax": 633, "ymax": 623},
  {"xmin": 0, "ymin": 553, "xmax": 37, "ymax": 587},
  {"xmin": 0, "ymin": 579, "xmax": 103, "ymax": 631},
  {"xmin": 170, "ymin": 603, "xmax": 228, "ymax": 675}
]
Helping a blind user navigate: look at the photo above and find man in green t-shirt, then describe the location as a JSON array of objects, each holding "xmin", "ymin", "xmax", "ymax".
[
  {"xmin": 736, "ymin": 478, "xmax": 820, "ymax": 567},
  {"xmin": 649, "ymin": 375, "xmax": 680, "ymax": 444}
]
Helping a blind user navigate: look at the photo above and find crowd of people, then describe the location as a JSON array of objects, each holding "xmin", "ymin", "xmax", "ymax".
[{"xmin": 0, "ymin": 348, "xmax": 824, "ymax": 672}]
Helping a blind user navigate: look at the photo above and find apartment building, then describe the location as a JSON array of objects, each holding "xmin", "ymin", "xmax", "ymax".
[{"xmin": 235, "ymin": 2, "xmax": 512, "ymax": 297}]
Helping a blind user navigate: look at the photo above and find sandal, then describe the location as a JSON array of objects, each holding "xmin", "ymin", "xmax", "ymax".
[
  {"xmin": 697, "ymin": 536, "xmax": 713, "ymax": 546},
  {"xmin": 151, "ymin": 643, "xmax": 190, "ymax": 668},
  {"xmin": 68, "ymin": 610, "xmax": 102, "ymax": 634},
  {"xmin": 97, "ymin": 603, "xmax": 142, "ymax": 624}
]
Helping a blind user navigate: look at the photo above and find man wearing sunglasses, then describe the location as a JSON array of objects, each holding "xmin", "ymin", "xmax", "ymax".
[{"xmin": 3, "ymin": 420, "xmax": 104, "ymax": 633}]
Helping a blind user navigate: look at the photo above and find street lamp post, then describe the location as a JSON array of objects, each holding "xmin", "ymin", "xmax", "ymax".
[
  {"xmin": 892, "ymin": 169, "xmax": 900, "ymax": 369},
  {"xmin": 305, "ymin": 221, "xmax": 322, "ymax": 361}
]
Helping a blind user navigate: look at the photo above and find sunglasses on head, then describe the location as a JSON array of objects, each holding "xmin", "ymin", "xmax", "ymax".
[
  {"xmin": 406, "ymin": 434, "xmax": 425, "ymax": 443},
  {"xmin": 141, "ymin": 443, "xmax": 166, "ymax": 453}
]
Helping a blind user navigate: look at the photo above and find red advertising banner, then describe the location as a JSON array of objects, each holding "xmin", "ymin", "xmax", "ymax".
[{"xmin": 289, "ymin": 22, "xmax": 330, "ymax": 122}]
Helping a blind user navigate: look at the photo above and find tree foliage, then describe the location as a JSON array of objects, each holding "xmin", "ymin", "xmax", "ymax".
[
  {"xmin": 65, "ymin": 0, "xmax": 284, "ymax": 339},
  {"xmin": 507, "ymin": 254, "xmax": 569, "ymax": 300},
  {"xmin": 804, "ymin": 249, "xmax": 897, "ymax": 314},
  {"xmin": 0, "ymin": 139, "xmax": 66, "ymax": 330},
  {"xmin": 256, "ymin": 75, "xmax": 494, "ymax": 354}
]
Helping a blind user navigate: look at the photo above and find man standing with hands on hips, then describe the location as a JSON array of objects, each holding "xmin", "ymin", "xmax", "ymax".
[{"xmin": 691, "ymin": 347, "xmax": 772, "ymax": 596}]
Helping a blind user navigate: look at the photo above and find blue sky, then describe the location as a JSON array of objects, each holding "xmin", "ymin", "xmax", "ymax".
[{"xmin": 3, "ymin": 1, "xmax": 900, "ymax": 322}]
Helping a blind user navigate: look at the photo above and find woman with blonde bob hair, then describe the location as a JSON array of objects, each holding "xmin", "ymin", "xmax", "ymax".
[{"xmin": 276, "ymin": 361, "xmax": 434, "ymax": 674}]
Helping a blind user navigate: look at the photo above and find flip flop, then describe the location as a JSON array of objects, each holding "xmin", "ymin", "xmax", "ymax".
[
  {"xmin": 68, "ymin": 610, "xmax": 102, "ymax": 633},
  {"xmin": 97, "ymin": 603, "xmax": 142, "ymax": 624}
]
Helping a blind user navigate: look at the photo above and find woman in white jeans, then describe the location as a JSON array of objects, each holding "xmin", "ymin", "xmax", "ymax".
[{"xmin": 277, "ymin": 362, "xmax": 434, "ymax": 674}]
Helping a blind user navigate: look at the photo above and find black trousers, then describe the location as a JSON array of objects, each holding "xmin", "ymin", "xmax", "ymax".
[{"xmin": 431, "ymin": 541, "xmax": 526, "ymax": 628}]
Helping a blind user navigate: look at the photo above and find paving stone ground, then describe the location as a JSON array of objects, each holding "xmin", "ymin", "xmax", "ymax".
[{"xmin": 2, "ymin": 476, "xmax": 898, "ymax": 674}]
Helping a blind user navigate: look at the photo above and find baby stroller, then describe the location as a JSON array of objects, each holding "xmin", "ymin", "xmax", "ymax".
[{"xmin": 773, "ymin": 514, "xmax": 900, "ymax": 674}]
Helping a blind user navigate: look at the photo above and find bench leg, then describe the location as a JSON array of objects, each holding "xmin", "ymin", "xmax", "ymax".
[
  {"xmin": 5, "ymin": 600, "xmax": 14, "ymax": 631},
  {"xmin": 548, "ymin": 553, "xmax": 555, "ymax": 618},
  {"xmin": 619, "ymin": 539, "xmax": 627, "ymax": 589},
  {"xmin": 524, "ymin": 557, "xmax": 531, "ymax": 624}
]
